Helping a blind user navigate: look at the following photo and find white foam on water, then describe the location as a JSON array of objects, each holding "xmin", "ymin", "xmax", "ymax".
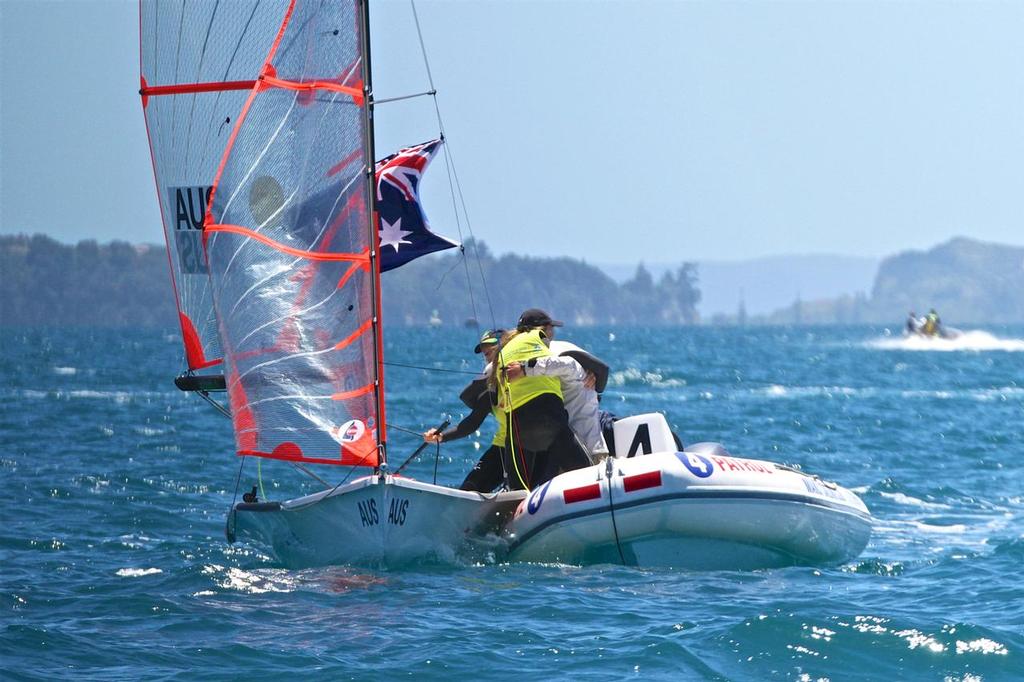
[
  {"xmin": 202, "ymin": 564, "xmax": 297, "ymax": 594},
  {"xmin": 757, "ymin": 385, "xmax": 865, "ymax": 399},
  {"xmin": 116, "ymin": 567, "xmax": 163, "ymax": 577},
  {"xmin": 877, "ymin": 492, "xmax": 951, "ymax": 510},
  {"xmin": 868, "ymin": 330, "xmax": 1024, "ymax": 352},
  {"xmin": 53, "ymin": 366, "xmax": 78, "ymax": 375}
]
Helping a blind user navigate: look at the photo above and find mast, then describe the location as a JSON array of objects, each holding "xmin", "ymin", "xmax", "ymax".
[{"xmin": 359, "ymin": 0, "xmax": 387, "ymax": 467}]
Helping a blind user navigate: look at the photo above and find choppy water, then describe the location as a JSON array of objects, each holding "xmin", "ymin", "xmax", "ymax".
[{"xmin": 2, "ymin": 325, "xmax": 1023, "ymax": 680}]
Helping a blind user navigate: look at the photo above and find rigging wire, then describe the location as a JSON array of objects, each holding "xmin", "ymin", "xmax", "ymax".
[
  {"xmin": 383, "ymin": 360, "xmax": 480, "ymax": 376},
  {"xmin": 409, "ymin": 0, "xmax": 497, "ymax": 332}
]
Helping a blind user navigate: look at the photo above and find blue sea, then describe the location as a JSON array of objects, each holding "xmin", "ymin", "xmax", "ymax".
[{"xmin": 3, "ymin": 325, "xmax": 1023, "ymax": 680}]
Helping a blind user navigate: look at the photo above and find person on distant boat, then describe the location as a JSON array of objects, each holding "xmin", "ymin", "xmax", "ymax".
[
  {"xmin": 423, "ymin": 329, "xmax": 509, "ymax": 492},
  {"xmin": 906, "ymin": 311, "xmax": 918, "ymax": 334},
  {"xmin": 504, "ymin": 309, "xmax": 610, "ymax": 460},
  {"xmin": 492, "ymin": 315, "xmax": 591, "ymax": 489},
  {"xmin": 923, "ymin": 308, "xmax": 941, "ymax": 336}
]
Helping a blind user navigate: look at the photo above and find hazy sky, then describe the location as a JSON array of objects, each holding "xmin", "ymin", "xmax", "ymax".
[{"xmin": 2, "ymin": 0, "xmax": 1022, "ymax": 264}]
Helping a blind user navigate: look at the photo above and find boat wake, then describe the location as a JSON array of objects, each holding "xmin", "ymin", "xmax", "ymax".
[{"xmin": 869, "ymin": 330, "xmax": 1024, "ymax": 352}]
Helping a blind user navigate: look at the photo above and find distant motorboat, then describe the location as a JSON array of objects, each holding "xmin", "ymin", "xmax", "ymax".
[{"xmin": 905, "ymin": 315, "xmax": 961, "ymax": 340}]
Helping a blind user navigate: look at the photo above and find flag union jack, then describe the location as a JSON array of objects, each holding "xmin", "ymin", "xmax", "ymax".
[{"xmin": 375, "ymin": 138, "xmax": 459, "ymax": 272}]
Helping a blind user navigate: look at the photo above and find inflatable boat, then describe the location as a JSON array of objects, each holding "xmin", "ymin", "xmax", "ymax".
[{"xmin": 505, "ymin": 414, "xmax": 871, "ymax": 569}]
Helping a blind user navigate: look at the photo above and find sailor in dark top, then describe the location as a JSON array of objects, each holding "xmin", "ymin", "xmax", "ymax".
[{"xmin": 423, "ymin": 330, "xmax": 510, "ymax": 492}]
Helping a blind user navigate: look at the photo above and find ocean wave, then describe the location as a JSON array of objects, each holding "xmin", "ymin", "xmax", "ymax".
[
  {"xmin": 757, "ymin": 385, "xmax": 866, "ymax": 399},
  {"xmin": 608, "ymin": 368, "xmax": 686, "ymax": 388},
  {"xmin": 877, "ymin": 491, "xmax": 952, "ymax": 510},
  {"xmin": 116, "ymin": 567, "xmax": 163, "ymax": 577},
  {"xmin": 202, "ymin": 565, "xmax": 298, "ymax": 594}
]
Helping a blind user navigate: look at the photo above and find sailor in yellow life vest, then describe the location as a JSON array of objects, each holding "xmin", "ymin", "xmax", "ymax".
[{"xmin": 493, "ymin": 309, "xmax": 591, "ymax": 490}]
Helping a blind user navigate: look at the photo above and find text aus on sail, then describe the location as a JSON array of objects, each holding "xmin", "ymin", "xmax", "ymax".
[{"xmin": 168, "ymin": 185, "xmax": 211, "ymax": 274}]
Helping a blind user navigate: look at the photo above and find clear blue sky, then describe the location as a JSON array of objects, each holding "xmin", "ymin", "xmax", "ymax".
[{"xmin": 2, "ymin": 0, "xmax": 1022, "ymax": 264}]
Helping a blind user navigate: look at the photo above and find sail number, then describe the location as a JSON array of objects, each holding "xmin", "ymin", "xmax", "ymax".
[{"xmin": 357, "ymin": 497, "xmax": 409, "ymax": 527}]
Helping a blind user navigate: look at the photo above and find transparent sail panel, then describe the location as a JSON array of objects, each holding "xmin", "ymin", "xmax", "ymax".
[
  {"xmin": 140, "ymin": 0, "xmax": 288, "ymax": 369},
  {"xmin": 206, "ymin": 0, "xmax": 379, "ymax": 467}
]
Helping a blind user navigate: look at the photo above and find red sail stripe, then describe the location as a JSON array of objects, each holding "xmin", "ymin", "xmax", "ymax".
[
  {"xmin": 140, "ymin": 80, "xmax": 257, "ymax": 97},
  {"xmin": 327, "ymin": 147, "xmax": 363, "ymax": 178},
  {"xmin": 261, "ymin": 74, "xmax": 364, "ymax": 105},
  {"xmin": 179, "ymin": 312, "xmax": 222, "ymax": 369},
  {"xmin": 334, "ymin": 319, "xmax": 373, "ymax": 351},
  {"xmin": 331, "ymin": 383, "xmax": 374, "ymax": 401},
  {"xmin": 336, "ymin": 258, "xmax": 369, "ymax": 289},
  {"xmin": 205, "ymin": 224, "xmax": 370, "ymax": 263},
  {"xmin": 238, "ymin": 449, "xmax": 367, "ymax": 467},
  {"xmin": 563, "ymin": 483, "xmax": 601, "ymax": 504},
  {"xmin": 206, "ymin": 0, "xmax": 297, "ymax": 219},
  {"xmin": 623, "ymin": 470, "xmax": 663, "ymax": 492}
]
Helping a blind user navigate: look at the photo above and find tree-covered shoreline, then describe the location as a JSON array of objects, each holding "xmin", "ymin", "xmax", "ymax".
[{"xmin": 0, "ymin": 234, "xmax": 701, "ymax": 328}]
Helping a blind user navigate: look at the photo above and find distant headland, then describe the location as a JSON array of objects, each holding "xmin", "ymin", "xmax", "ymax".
[{"xmin": 2, "ymin": 234, "xmax": 1020, "ymax": 327}]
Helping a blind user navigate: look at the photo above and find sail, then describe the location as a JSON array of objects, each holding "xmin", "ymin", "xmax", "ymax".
[
  {"xmin": 139, "ymin": 1, "xmax": 289, "ymax": 370},
  {"xmin": 202, "ymin": 0, "xmax": 382, "ymax": 467}
]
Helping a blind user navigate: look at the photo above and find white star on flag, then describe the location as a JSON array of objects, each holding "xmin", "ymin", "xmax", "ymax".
[{"xmin": 379, "ymin": 217, "xmax": 412, "ymax": 252}]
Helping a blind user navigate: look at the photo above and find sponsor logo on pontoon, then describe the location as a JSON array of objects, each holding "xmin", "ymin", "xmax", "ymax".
[
  {"xmin": 710, "ymin": 456, "xmax": 774, "ymax": 475},
  {"xmin": 339, "ymin": 419, "xmax": 366, "ymax": 443},
  {"xmin": 527, "ymin": 480, "xmax": 552, "ymax": 515},
  {"xmin": 676, "ymin": 452, "xmax": 714, "ymax": 478},
  {"xmin": 168, "ymin": 185, "xmax": 212, "ymax": 274},
  {"xmin": 357, "ymin": 499, "xmax": 379, "ymax": 527},
  {"xmin": 388, "ymin": 498, "xmax": 409, "ymax": 526}
]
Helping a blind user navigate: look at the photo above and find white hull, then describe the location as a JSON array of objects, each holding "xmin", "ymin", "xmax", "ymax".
[
  {"xmin": 230, "ymin": 475, "xmax": 527, "ymax": 568},
  {"xmin": 506, "ymin": 448, "xmax": 871, "ymax": 570}
]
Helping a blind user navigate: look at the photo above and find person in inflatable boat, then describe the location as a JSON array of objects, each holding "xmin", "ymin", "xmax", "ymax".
[
  {"xmin": 491, "ymin": 310, "xmax": 592, "ymax": 489},
  {"xmin": 506, "ymin": 309, "xmax": 609, "ymax": 461},
  {"xmin": 422, "ymin": 329, "xmax": 511, "ymax": 492}
]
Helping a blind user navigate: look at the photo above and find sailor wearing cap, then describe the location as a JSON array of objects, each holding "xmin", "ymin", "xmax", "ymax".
[
  {"xmin": 493, "ymin": 311, "xmax": 591, "ymax": 488},
  {"xmin": 505, "ymin": 309, "xmax": 610, "ymax": 459}
]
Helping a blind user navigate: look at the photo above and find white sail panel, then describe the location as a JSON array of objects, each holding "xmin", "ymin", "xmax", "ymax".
[
  {"xmin": 140, "ymin": 0, "xmax": 289, "ymax": 369},
  {"xmin": 205, "ymin": 0, "xmax": 381, "ymax": 467}
]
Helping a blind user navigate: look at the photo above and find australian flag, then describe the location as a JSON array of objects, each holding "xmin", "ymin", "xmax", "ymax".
[{"xmin": 375, "ymin": 138, "xmax": 459, "ymax": 272}]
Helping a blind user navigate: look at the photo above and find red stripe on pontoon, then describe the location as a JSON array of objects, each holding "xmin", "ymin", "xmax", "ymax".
[
  {"xmin": 563, "ymin": 483, "xmax": 601, "ymax": 504},
  {"xmin": 623, "ymin": 470, "xmax": 663, "ymax": 492}
]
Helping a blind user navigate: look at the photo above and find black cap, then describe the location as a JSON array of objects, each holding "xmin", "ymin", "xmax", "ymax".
[
  {"xmin": 473, "ymin": 329, "xmax": 504, "ymax": 353},
  {"xmin": 517, "ymin": 308, "xmax": 563, "ymax": 331}
]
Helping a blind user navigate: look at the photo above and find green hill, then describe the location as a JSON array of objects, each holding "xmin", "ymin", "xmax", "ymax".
[
  {"xmin": 0, "ymin": 234, "xmax": 700, "ymax": 328},
  {"xmin": 760, "ymin": 238, "xmax": 1024, "ymax": 324}
]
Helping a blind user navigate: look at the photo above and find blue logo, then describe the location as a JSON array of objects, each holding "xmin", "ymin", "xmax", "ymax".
[
  {"xmin": 527, "ymin": 480, "xmax": 553, "ymax": 515},
  {"xmin": 675, "ymin": 452, "xmax": 714, "ymax": 478}
]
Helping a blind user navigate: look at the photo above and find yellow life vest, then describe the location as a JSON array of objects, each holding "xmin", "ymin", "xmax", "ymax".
[
  {"xmin": 496, "ymin": 329, "xmax": 562, "ymax": 412},
  {"xmin": 491, "ymin": 405, "xmax": 506, "ymax": 446}
]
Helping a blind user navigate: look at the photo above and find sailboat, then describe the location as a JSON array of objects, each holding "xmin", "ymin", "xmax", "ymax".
[
  {"xmin": 140, "ymin": 0, "xmax": 526, "ymax": 568},
  {"xmin": 140, "ymin": 0, "xmax": 870, "ymax": 570}
]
